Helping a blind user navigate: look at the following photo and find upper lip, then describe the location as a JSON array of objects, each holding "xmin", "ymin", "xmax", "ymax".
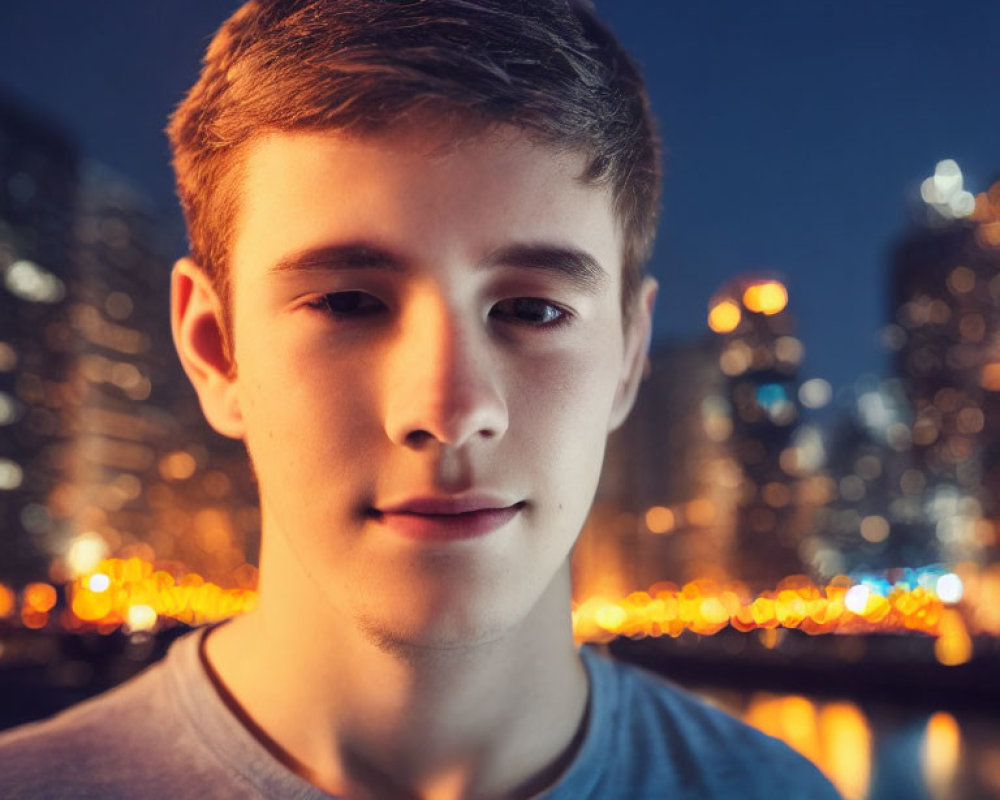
[{"xmin": 375, "ymin": 495, "xmax": 523, "ymax": 516}]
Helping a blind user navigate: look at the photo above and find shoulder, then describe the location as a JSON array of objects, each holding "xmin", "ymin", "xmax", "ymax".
[
  {"xmin": 0, "ymin": 659, "xmax": 179, "ymax": 798},
  {"xmin": 580, "ymin": 646, "xmax": 843, "ymax": 799},
  {"xmin": 0, "ymin": 628, "xmax": 250, "ymax": 800}
]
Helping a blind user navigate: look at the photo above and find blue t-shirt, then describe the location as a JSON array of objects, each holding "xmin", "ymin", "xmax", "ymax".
[{"xmin": 0, "ymin": 626, "xmax": 841, "ymax": 798}]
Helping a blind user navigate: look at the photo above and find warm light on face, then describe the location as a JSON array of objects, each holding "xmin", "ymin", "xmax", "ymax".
[
  {"xmin": 742, "ymin": 281, "xmax": 788, "ymax": 315},
  {"xmin": 216, "ymin": 126, "xmax": 635, "ymax": 647},
  {"xmin": 708, "ymin": 299, "xmax": 741, "ymax": 333}
]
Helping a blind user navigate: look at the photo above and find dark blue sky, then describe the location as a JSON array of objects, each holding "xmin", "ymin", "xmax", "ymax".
[{"xmin": 1, "ymin": 1, "xmax": 998, "ymax": 399}]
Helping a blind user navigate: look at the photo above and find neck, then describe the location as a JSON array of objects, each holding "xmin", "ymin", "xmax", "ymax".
[{"xmin": 206, "ymin": 548, "xmax": 588, "ymax": 800}]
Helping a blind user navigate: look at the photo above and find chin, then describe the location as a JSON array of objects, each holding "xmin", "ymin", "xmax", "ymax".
[
  {"xmin": 351, "ymin": 579, "xmax": 537, "ymax": 657},
  {"xmin": 355, "ymin": 608, "xmax": 514, "ymax": 658}
]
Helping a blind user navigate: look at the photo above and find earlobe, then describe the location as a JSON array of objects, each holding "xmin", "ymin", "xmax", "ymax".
[
  {"xmin": 171, "ymin": 257, "xmax": 245, "ymax": 439},
  {"xmin": 609, "ymin": 276, "xmax": 657, "ymax": 432}
]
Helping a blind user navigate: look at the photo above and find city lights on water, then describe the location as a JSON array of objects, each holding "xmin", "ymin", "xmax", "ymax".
[
  {"xmin": 700, "ymin": 694, "xmax": 963, "ymax": 800},
  {"xmin": 742, "ymin": 694, "xmax": 873, "ymax": 800}
]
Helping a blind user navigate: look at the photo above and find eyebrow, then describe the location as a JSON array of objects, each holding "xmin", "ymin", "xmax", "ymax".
[
  {"xmin": 482, "ymin": 243, "xmax": 608, "ymax": 294},
  {"xmin": 269, "ymin": 243, "xmax": 408, "ymax": 274},
  {"xmin": 268, "ymin": 240, "xmax": 608, "ymax": 293}
]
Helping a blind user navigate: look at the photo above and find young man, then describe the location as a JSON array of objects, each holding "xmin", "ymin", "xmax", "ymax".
[{"xmin": 0, "ymin": 1, "xmax": 841, "ymax": 797}]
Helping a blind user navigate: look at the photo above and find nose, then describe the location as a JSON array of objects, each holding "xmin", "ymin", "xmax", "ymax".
[{"xmin": 382, "ymin": 296, "xmax": 508, "ymax": 449}]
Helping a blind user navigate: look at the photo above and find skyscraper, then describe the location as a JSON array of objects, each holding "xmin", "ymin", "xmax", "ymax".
[
  {"xmin": 0, "ymin": 94, "xmax": 76, "ymax": 585},
  {"xmin": 887, "ymin": 162, "xmax": 1000, "ymax": 566}
]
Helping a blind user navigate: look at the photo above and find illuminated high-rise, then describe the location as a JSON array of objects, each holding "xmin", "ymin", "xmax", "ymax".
[
  {"xmin": 887, "ymin": 161, "xmax": 1000, "ymax": 565},
  {"xmin": 0, "ymin": 94, "xmax": 76, "ymax": 584},
  {"xmin": 579, "ymin": 337, "xmax": 737, "ymax": 597},
  {"xmin": 1, "ymin": 91, "xmax": 260, "ymax": 593},
  {"xmin": 53, "ymin": 163, "xmax": 260, "ymax": 588},
  {"xmin": 706, "ymin": 276, "xmax": 811, "ymax": 586}
]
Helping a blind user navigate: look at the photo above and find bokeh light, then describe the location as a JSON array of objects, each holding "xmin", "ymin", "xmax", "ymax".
[
  {"xmin": 742, "ymin": 281, "xmax": 788, "ymax": 315},
  {"xmin": 708, "ymin": 299, "xmax": 741, "ymax": 333}
]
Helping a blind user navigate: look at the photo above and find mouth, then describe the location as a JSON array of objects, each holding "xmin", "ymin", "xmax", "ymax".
[{"xmin": 368, "ymin": 497, "xmax": 526, "ymax": 542}]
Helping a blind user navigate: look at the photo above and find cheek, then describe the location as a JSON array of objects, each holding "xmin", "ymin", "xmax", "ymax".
[
  {"xmin": 510, "ymin": 341, "xmax": 622, "ymax": 474},
  {"xmin": 234, "ymin": 341, "xmax": 376, "ymax": 489}
]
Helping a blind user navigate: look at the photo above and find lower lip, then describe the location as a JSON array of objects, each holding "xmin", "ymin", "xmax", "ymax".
[{"xmin": 371, "ymin": 505, "xmax": 523, "ymax": 542}]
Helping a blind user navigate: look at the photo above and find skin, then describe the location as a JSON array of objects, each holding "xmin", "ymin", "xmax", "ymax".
[{"xmin": 171, "ymin": 122, "xmax": 656, "ymax": 800}]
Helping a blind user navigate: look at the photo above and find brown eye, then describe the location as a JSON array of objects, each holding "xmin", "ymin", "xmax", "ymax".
[
  {"xmin": 490, "ymin": 298, "xmax": 567, "ymax": 326},
  {"xmin": 312, "ymin": 291, "xmax": 386, "ymax": 317}
]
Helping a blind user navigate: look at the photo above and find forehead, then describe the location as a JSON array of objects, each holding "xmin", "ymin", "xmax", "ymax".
[{"xmin": 227, "ymin": 124, "xmax": 622, "ymax": 287}]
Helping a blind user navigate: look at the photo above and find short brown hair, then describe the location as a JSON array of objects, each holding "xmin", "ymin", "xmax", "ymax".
[{"xmin": 167, "ymin": 0, "xmax": 660, "ymax": 319}]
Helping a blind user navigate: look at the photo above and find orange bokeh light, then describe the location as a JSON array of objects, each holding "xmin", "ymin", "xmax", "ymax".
[
  {"xmin": 644, "ymin": 506, "xmax": 674, "ymax": 534},
  {"xmin": 573, "ymin": 576, "xmax": 950, "ymax": 645},
  {"xmin": 24, "ymin": 581, "xmax": 57, "ymax": 612},
  {"xmin": 980, "ymin": 363, "xmax": 1000, "ymax": 391},
  {"xmin": 65, "ymin": 557, "xmax": 257, "ymax": 630},
  {"xmin": 0, "ymin": 583, "xmax": 15, "ymax": 618},
  {"xmin": 742, "ymin": 281, "xmax": 788, "ymax": 315},
  {"xmin": 708, "ymin": 300, "xmax": 742, "ymax": 333}
]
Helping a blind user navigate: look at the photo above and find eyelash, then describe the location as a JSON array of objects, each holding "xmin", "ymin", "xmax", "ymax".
[
  {"xmin": 489, "ymin": 297, "xmax": 570, "ymax": 328},
  {"xmin": 306, "ymin": 291, "xmax": 385, "ymax": 317},
  {"xmin": 304, "ymin": 292, "xmax": 571, "ymax": 328}
]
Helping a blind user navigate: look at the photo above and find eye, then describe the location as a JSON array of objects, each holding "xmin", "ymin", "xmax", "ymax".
[
  {"xmin": 490, "ymin": 297, "xmax": 569, "ymax": 327},
  {"xmin": 307, "ymin": 291, "xmax": 386, "ymax": 317}
]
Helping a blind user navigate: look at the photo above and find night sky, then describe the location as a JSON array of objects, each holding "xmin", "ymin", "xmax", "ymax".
[{"xmin": 1, "ymin": 1, "xmax": 998, "ymax": 403}]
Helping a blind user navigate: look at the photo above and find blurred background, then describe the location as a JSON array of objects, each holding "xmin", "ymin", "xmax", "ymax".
[{"xmin": 1, "ymin": 2, "xmax": 999, "ymax": 798}]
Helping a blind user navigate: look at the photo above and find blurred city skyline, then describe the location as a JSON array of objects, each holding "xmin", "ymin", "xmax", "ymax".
[
  {"xmin": 3, "ymin": 10, "xmax": 1000, "ymax": 796},
  {"xmin": 0, "ymin": 0, "xmax": 998, "ymax": 402}
]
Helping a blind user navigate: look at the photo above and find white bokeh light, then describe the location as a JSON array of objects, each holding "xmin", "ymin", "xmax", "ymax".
[
  {"xmin": 0, "ymin": 459, "xmax": 23, "ymax": 490},
  {"xmin": 844, "ymin": 585, "xmax": 871, "ymax": 615},
  {"xmin": 3, "ymin": 259, "xmax": 65, "ymax": 303},
  {"xmin": 798, "ymin": 378, "xmax": 832, "ymax": 409},
  {"xmin": 935, "ymin": 573, "xmax": 964, "ymax": 604}
]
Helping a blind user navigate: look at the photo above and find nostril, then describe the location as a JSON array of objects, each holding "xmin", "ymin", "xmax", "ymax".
[{"xmin": 405, "ymin": 429, "xmax": 434, "ymax": 447}]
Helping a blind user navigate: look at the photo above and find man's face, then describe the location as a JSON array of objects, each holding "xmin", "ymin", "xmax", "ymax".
[{"xmin": 206, "ymin": 124, "xmax": 650, "ymax": 647}]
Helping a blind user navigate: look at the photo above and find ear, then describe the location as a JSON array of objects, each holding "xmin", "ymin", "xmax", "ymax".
[
  {"xmin": 171, "ymin": 257, "xmax": 245, "ymax": 439},
  {"xmin": 609, "ymin": 276, "xmax": 657, "ymax": 432}
]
